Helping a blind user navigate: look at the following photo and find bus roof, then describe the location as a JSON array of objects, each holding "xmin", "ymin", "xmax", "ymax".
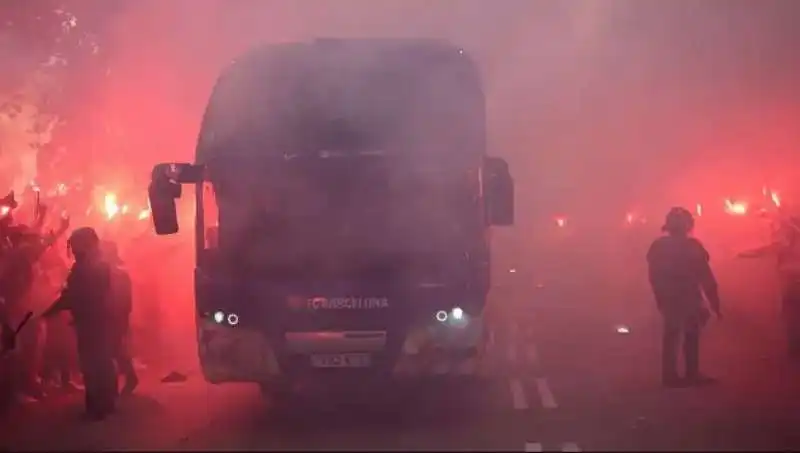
[{"xmin": 196, "ymin": 38, "xmax": 486, "ymax": 165}]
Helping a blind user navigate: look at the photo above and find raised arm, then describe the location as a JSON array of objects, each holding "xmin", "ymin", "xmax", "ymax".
[{"xmin": 738, "ymin": 242, "xmax": 780, "ymax": 259}]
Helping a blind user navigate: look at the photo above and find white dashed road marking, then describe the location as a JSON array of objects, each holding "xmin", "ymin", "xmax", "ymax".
[
  {"xmin": 509, "ymin": 378, "xmax": 529, "ymax": 410},
  {"xmin": 535, "ymin": 377, "xmax": 559, "ymax": 409},
  {"xmin": 516, "ymin": 315, "xmax": 570, "ymax": 452}
]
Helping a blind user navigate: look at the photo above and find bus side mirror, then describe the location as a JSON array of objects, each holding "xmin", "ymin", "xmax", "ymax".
[
  {"xmin": 148, "ymin": 176, "xmax": 180, "ymax": 235},
  {"xmin": 483, "ymin": 157, "xmax": 514, "ymax": 226},
  {"xmin": 147, "ymin": 162, "xmax": 205, "ymax": 235}
]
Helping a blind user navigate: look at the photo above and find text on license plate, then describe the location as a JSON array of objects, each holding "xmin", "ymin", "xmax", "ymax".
[{"xmin": 310, "ymin": 353, "xmax": 372, "ymax": 368}]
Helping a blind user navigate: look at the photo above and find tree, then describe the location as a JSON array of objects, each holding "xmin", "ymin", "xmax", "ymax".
[{"xmin": 0, "ymin": 0, "xmax": 114, "ymax": 192}]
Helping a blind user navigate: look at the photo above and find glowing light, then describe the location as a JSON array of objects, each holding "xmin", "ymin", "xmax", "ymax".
[
  {"xmin": 137, "ymin": 209, "xmax": 150, "ymax": 220},
  {"xmin": 226, "ymin": 313, "xmax": 239, "ymax": 326},
  {"xmin": 616, "ymin": 325, "xmax": 630, "ymax": 334},
  {"xmin": 624, "ymin": 212, "xmax": 646, "ymax": 226},
  {"xmin": 451, "ymin": 307, "xmax": 464, "ymax": 321},
  {"xmin": 121, "ymin": 205, "xmax": 130, "ymax": 215},
  {"xmin": 771, "ymin": 191, "xmax": 781, "ymax": 207},
  {"xmin": 435, "ymin": 310, "xmax": 448, "ymax": 322},
  {"xmin": 104, "ymin": 193, "xmax": 120, "ymax": 219},
  {"xmin": 724, "ymin": 199, "xmax": 748, "ymax": 216},
  {"xmin": 0, "ymin": 206, "xmax": 9, "ymax": 217},
  {"xmin": 213, "ymin": 311, "xmax": 225, "ymax": 323},
  {"xmin": 555, "ymin": 216, "xmax": 567, "ymax": 228},
  {"xmin": 696, "ymin": 203, "xmax": 703, "ymax": 217},
  {"xmin": 47, "ymin": 182, "xmax": 69, "ymax": 197}
]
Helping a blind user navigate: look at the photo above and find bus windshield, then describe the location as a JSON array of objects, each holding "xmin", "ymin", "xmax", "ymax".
[{"xmin": 203, "ymin": 156, "xmax": 482, "ymax": 277}]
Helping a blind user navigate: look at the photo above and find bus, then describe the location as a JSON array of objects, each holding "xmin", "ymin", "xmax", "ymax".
[{"xmin": 147, "ymin": 38, "xmax": 514, "ymax": 396}]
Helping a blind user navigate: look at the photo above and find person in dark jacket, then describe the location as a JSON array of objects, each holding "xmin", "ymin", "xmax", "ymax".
[
  {"xmin": 646, "ymin": 207, "xmax": 722, "ymax": 388},
  {"xmin": 42, "ymin": 227, "xmax": 117, "ymax": 420},
  {"xmin": 101, "ymin": 240, "xmax": 138, "ymax": 395}
]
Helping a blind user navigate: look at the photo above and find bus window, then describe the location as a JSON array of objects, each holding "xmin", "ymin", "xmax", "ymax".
[{"xmin": 203, "ymin": 181, "xmax": 219, "ymax": 250}]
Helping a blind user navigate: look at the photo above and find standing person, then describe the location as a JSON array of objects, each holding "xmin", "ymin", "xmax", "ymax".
[
  {"xmin": 101, "ymin": 240, "xmax": 138, "ymax": 395},
  {"xmin": 738, "ymin": 203, "xmax": 800, "ymax": 359},
  {"xmin": 42, "ymin": 227, "xmax": 117, "ymax": 420},
  {"xmin": 0, "ymin": 192, "xmax": 50, "ymax": 401},
  {"xmin": 646, "ymin": 207, "xmax": 722, "ymax": 388}
]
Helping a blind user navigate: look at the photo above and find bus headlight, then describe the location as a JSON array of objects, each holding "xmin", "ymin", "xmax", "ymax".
[
  {"xmin": 213, "ymin": 311, "xmax": 225, "ymax": 324},
  {"xmin": 434, "ymin": 307, "xmax": 467, "ymax": 324},
  {"xmin": 212, "ymin": 310, "xmax": 240, "ymax": 327}
]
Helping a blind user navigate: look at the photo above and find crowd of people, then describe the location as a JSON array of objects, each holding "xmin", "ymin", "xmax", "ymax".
[{"xmin": 0, "ymin": 190, "xmax": 142, "ymax": 420}]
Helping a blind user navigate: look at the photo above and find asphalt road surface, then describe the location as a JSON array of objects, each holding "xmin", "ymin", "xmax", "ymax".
[{"xmin": 3, "ymin": 274, "xmax": 800, "ymax": 451}]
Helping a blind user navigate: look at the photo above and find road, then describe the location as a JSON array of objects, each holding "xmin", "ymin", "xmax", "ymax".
[{"xmin": 3, "ymin": 274, "xmax": 800, "ymax": 451}]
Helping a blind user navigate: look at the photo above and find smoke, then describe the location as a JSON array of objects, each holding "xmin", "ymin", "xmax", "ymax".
[
  {"xmin": 0, "ymin": 96, "xmax": 56, "ymax": 193},
  {"xmin": 0, "ymin": 40, "xmax": 58, "ymax": 192},
  {"xmin": 3, "ymin": 1, "xmax": 800, "ymax": 366},
  {"xmin": 0, "ymin": 4, "xmax": 99, "ymax": 192},
  {"xmin": 2, "ymin": 1, "xmax": 799, "ymax": 214},
  {"xmin": 86, "ymin": 0, "xmax": 800, "ymax": 303}
]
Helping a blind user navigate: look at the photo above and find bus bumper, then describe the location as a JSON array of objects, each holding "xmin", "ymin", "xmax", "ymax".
[{"xmin": 197, "ymin": 315, "xmax": 485, "ymax": 384}]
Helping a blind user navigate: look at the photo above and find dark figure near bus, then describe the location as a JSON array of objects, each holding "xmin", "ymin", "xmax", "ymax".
[
  {"xmin": 43, "ymin": 227, "xmax": 117, "ymax": 420},
  {"xmin": 646, "ymin": 207, "xmax": 721, "ymax": 388}
]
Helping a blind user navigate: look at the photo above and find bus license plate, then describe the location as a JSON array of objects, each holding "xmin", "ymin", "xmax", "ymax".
[{"xmin": 310, "ymin": 353, "xmax": 371, "ymax": 368}]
